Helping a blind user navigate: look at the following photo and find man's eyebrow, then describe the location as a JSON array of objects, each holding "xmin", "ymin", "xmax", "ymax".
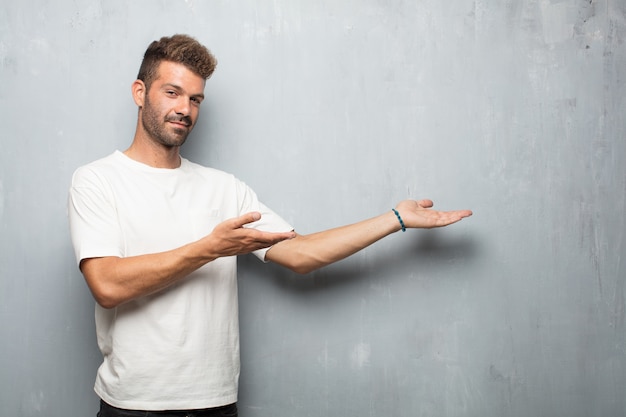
[{"xmin": 162, "ymin": 83, "xmax": 183, "ymax": 91}]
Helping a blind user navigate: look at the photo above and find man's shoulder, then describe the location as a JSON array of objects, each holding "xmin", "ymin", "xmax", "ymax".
[
  {"xmin": 70, "ymin": 152, "xmax": 124, "ymax": 190},
  {"xmin": 74, "ymin": 151, "xmax": 121, "ymax": 171}
]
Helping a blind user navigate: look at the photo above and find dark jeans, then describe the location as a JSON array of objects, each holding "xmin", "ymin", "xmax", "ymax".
[{"xmin": 97, "ymin": 400, "xmax": 238, "ymax": 417}]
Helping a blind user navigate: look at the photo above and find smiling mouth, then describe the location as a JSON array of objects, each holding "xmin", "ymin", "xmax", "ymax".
[
  {"xmin": 166, "ymin": 116, "xmax": 192, "ymax": 128},
  {"xmin": 169, "ymin": 121, "xmax": 190, "ymax": 128}
]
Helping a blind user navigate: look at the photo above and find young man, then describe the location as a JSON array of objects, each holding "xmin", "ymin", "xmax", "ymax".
[{"xmin": 68, "ymin": 34, "xmax": 472, "ymax": 417}]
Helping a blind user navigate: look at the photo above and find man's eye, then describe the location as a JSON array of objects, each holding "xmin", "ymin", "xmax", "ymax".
[{"xmin": 166, "ymin": 91, "xmax": 177, "ymax": 96}]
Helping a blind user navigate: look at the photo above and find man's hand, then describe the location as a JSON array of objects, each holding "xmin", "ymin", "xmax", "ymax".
[
  {"xmin": 395, "ymin": 199, "xmax": 473, "ymax": 229},
  {"xmin": 201, "ymin": 212, "xmax": 296, "ymax": 258}
]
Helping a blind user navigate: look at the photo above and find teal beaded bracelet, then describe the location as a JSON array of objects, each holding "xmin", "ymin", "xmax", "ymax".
[{"xmin": 392, "ymin": 208, "xmax": 406, "ymax": 232}]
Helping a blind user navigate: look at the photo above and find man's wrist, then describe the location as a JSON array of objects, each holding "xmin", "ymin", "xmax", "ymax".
[{"xmin": 391, "ymin": 208, "xmax": 406, "ymax": 232}]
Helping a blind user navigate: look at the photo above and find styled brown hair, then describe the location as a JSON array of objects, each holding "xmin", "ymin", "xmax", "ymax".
[{"xmin": 137, "ymin": 34, "xmax": 217, "ymax": 90}]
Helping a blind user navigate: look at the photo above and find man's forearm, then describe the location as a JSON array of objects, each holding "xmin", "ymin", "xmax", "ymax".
[
  {"xmin": 80, "ymin": 240, "xmax": 217, "ymax": 309},
  {"xmin": 265, "ymin": 211, "xmax": 401, "ymax": 274}
]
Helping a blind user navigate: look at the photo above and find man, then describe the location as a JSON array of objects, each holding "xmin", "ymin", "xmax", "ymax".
[{"xmin": 68, "ymin": 34, "xmax": 472, "ymax": 417}]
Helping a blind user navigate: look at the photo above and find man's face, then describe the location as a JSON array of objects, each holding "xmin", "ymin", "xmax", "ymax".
[{"xmin": 140, "ymin": 61, "xmax": 206, "ymax": 148}]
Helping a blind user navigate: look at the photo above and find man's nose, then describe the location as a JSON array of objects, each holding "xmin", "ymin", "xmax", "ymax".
[{"xmin": 175, "ymin": 97, "xmax": 191, "ymax": 115}]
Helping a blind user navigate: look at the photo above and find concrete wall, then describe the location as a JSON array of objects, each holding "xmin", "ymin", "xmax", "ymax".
[{"xmin": 1, "ymin": 1, "xmax": 625, "ymax": 416}]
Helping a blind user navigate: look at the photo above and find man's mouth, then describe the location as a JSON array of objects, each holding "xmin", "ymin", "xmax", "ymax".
[{"xmin": 166, "ymin": 117, "xmax": 192, "ymax": 128}]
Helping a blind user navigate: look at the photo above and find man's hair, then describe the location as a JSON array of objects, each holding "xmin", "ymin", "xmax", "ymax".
[{"xmin": 137, "ymin": 34, "xmax": 217, "ymax": 90}]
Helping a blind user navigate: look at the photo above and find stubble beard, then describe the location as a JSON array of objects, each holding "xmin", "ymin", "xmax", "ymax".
[{"xmin": 141, "ymin": 95, "xmax": 192, "ymax": 148}]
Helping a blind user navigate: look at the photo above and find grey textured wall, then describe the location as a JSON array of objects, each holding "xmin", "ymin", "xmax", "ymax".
[{"xmin": 1, "ymin": 1, "xmax": 625, "ymax": 416}]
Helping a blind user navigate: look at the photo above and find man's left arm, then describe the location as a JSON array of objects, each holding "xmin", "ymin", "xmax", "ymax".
[{"xmin": 265, "ymin": 199, "xmax": 472, "ymax": 274}]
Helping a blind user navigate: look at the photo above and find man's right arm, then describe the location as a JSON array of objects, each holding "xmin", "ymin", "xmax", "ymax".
[{"xmin": 80, "ymin": 212, "xmax": 295, "ymax": 309}]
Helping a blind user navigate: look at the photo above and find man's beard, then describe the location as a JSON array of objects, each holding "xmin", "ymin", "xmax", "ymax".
[{"xmin": 141, "ymin": 96, "xmax": 193, "ymax": 147}]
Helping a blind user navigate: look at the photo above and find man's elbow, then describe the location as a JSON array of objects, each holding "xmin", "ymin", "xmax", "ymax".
[
  {"xmin": 274, "ymin": 255, "xmax": 327, "ymax": 275},
  {"xmin": 288, "ymin": 263, "xmax": 317, "ymax": 275},
  {"xmin": 94, "ymin": 293, "xmax": 121, "ymax": 310},
  {"xmin": 80, "ymin": 258, "xmax": 124, "ymax": 309},
  {"xmin": 88, "ymin": 281, "xmax": 123, "ymax": 309}
]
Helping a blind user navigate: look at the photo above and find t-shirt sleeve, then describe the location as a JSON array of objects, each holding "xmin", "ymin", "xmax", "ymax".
[
  {"xmin": 68, "ymin": 167, "xmax": 124, "ymax": 265},
  {"xmin": 235, "ymin": 180, "xmax": 293, "ymax": 262}
]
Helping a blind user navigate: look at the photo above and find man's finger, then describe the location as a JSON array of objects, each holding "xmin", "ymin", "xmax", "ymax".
[
  {"xmin": 418, "ymin": 199, "xmax": 434, "ymax": 208},
  {"xmin": 229, "ymin": 212, "xmax": 262, "ymax": 229},
  {"xmin": 256, "ymin": 230, "xmax": 296, "ymax": 244}
]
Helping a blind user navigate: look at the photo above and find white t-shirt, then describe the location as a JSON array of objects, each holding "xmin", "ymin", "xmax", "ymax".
[{"xmin": 68, "ymin": 151, "xmax": 292, "ymax": 410}]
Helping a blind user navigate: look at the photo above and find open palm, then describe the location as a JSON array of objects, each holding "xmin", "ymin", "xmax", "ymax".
[{"xmin": 395, "ymin": 199, "xmax": 473, "ymax": 229}]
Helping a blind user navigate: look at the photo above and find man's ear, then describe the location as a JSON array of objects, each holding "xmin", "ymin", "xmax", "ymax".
[{"xmin": 131, "ymin": 79, "xmax": 146, "ymax": 108}]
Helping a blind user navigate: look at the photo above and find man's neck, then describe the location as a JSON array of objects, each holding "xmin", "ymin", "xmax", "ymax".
[{"xmin": 124, "ymin": 136, "xmax": 182, "ymax": 169}]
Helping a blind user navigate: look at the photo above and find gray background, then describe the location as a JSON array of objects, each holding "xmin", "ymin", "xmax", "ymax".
[{"xmin": 1, "ymin": 1, "xmax": 625, "ymax": 416}]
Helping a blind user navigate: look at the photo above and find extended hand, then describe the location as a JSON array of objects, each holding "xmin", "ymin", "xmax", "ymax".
[
  {"xmin": 204, "ymin": 212, "xmax": 296, "ymax": 258},
  {"xmin": 395, "ymin": 199, "xmax": 472, "ymax": 229}
]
